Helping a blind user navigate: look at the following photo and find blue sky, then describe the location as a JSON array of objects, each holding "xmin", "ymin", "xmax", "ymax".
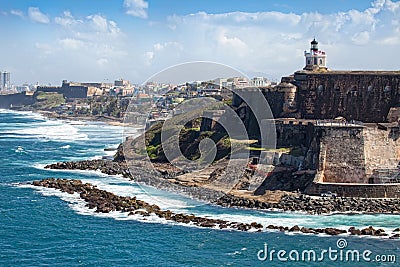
[{"xmin": 0, "ymin": 0, "xmax": 399, "ymax": 85}]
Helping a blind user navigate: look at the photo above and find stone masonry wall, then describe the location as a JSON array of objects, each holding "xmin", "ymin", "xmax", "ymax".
[
  {"xmin": 318, "ymin": 126, "xmax": 366, "ymax": 183},
  {"xmin": 316, "ymin": 124, "xmax": 400, "ymax": 184},
  {"xmin": 363, "ymin": 124, "xmax": 400, "ymax": 177},
  {"xmin": 294, "ymin": 71, "xmax": 400, "ymax": 122}
]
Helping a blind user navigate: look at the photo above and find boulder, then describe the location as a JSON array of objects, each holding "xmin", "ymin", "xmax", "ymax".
[{"xmin": 289, "ymin": 225, "xmax": 300, "ymax": 232}]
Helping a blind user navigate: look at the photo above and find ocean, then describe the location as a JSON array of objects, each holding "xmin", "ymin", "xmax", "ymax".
[{"xmin": 0, "ymin": 109, "xmax": 399, "ymax": 266}]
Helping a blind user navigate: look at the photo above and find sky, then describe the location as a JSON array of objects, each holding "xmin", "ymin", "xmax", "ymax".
[{"xmin": 0, "ymin": 0, "xmax": 399, "ymax": 85}]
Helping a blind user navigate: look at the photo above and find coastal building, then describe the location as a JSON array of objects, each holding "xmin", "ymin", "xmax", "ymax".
[
  {"xmin": 114, "ymin": 79, "xmax": 130, "ymax": 87},
  {"xmin": 1, "ymin": 71, "xmax": 11, "ymax": 90},
  {"xmin": 86, "ymin": 86, "xmax": 103, "ymax": 97},
  {"xmin": 81, "ymin": 82, "xmax": 113, "ymax": 94},
  {"xmin": 303, "ymin": 38, "xmax": 327, "ymax": 71},
  {"xmin": 233, "ymin": 77, "xmax": 250, "ymax": 88},
  {"xmin": 250, "ymin": 77, "xmax": 271, "ymax": 87},
  {"xmin": 136, "ymin": 93, "xmax": 152, "ymax": 104},
  {"xmin": 110, "ymin": 78, "xmax": 136, "ymax": 96},
  {"xmin": 198, "ymin": 84, "xmax": 222, "ymax": 99},
  {"xmin": 15, "ymin": 84, "xmax": 30, "ymax": 93},
  {"xmin": 210, "ymin": 78, "xmax": 235, "ymax": 90}
]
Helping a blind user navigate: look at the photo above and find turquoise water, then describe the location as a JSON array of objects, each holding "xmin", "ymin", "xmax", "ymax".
[{"xmin": 0, "ymin": 109, "xmax": 399, "ymax": 266}]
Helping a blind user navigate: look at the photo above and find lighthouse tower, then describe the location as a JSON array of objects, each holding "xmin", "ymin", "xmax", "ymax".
[{"xmin": 303, "ymin": 38, "xmax": 327, "ymax": 71}]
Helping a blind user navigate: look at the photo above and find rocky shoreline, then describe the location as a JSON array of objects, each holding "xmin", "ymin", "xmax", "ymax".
[
  {"xmin": 216, "ymin": 194, "xmax": 400, "ymax": 215},
  {"xmin": 31, "ymin": 178, "xmax": 400, "ymax": 238},
  {"xmin": 32, "ymin": 178, "xmax": 262, "ymax": 232},
  {"xmin": 45, "ymin": 160, "xmax": 227, "ymax": 202},
  {"xmin": 46, "ymin": 159, "xmax": 400, "ymax": 215}
]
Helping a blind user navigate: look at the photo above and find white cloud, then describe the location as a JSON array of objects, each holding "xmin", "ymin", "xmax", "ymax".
[
  {"xmin": 352, "ymin": 31, "xmax": 370, "ymax": 45},
  {"xmin": 144, "ymin": 51, "xmax": 154, "ymax": 65},
  {"xmin": 97, "ymin": 58, "xmax": 109, "ymax": 66},
  {"xmin": 8, "ymin": 0, "xmax": 400, "ymax": 85},
  {"xmin": 55, "ymin": 11, "xmax": 82, "ymax": 27},
  {"xmin": 161, "ymin": 0, "xmax": 400, "ymax": 78},
  {"xmin": 87, "ymin": 14, "xmax": 108, "ymax": 32},
  {"xmin": 85, "ymin": 14, "xmax": 121, "ymax": 37},
  {"xmin": 32, "ymin": 11, "xmax": 128, "ymax": 82},
  {"xmin": 10, "ymin": 9, "xmax": 23, "ymax": 18},
  {"xmin": 59, "ymin": 38, "xmax": 86, "ymax": 50},
  {"xmin": 153, "ymin": 42, "xmax": 181, "ymax": 51},
  {"xmin": 28, "ymin": 7, "xmax": 49, "ymax": 24},
  {"xmin": 35, "ymin": 42, "xmax": 53, "ymax": 55},
  {"xmin": 381, "ymin": 36, "xmax": 400, "ymax": 45},
  {"xmin": 124, "ymin": 0, "xmax": 148, "ymax": 19},
  {"xmin": 145, "ymin": 51, "xmax": 154, "ymax": 59},
  {"xmin": 216, "ymin": 30, "xmax": 247, "ymax": 52},
  {"xmin": 153, "ymin": 43, "xmax": 164, "ymax": 51},
  {"xmin": 55, "ymin": 12, "xmax": 121, "ymax": 39}
]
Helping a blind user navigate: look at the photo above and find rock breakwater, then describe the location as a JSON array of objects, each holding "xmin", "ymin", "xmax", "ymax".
[
  {"xmin": 216, "ymin": 194, "xmax": 400, "ymax": 215},
  {"xmin": 31, "ymin": 178, "xmax": 262, "ymax": 232},
  {"xmin": 31, "ymin": 178, "xmax": 400, "ymax": 238}
]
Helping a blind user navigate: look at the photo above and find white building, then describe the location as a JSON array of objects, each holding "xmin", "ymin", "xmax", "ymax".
[
  {"xmin": 303, "ymin": 38, "xmax": 327, "ymax": 71},
  {"xmin": 250, "ymin": 77, "xmax": 271, "ymax": 87},
  {"xmin": 233, "ymin": 77, "xmax": 250, "ymax": 88}
]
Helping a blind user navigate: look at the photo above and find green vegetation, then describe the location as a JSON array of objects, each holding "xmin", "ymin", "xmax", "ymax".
[
  {"xmin": 223, "ymin": 99, "xmax": 233, "ymax": 106},
  {"xmin": 87, "ymin": 97, "xmax": 128, "ymax": 117},
  {"xmin": 34, "ymin": 92, "xmax": 65, "ymax": 110},
  {"xmin": 132, "ymin": 106, "xmax": 232, "ymax": 162},
  {"xmin": 120, "ymin": 98, "xmax": 250, "ymax": 163},
  {"xmin": 246, "ymin": 146, "xmax": 267, "ymax": 151},
  {"xmin": 146, "ymin": 144, "xmax": 161, "ymax": 159},
  {"xmin": 246, "ymin": 146, "xmax": 304, "ymax": 157},
  {"xmin": 185, "ymin": 127, "xmax": 200, "ymax": 131}
]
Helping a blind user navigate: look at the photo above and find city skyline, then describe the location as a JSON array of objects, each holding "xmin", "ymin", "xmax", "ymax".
[{"xmin": 0, "ymin": 0, "xmax": 399, "ymax": 85}]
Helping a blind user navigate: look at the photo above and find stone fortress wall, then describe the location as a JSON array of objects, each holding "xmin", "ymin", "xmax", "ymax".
[
  {"xmin": 316, "ymin": 123, "xmax": 400, "ymax": 183},
  {"xmin": 293, "ymin": 71, "xmax": 400, "ymax": 122},
  {"xmin": 317, "ymin": 126, "xmax": 366, "ymax": 183},
  {"xmin": 305, "ymin": 122, "xmax": 400, "ymax": 197},
  {"xmin": 0, "ymin": 92, "xmax": 35, "ymax": 109}
]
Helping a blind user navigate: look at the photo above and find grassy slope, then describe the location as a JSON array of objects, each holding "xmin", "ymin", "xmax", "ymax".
[{"xmin": 33, "ymin": 92, "xmax": 65, "ymax": 110}]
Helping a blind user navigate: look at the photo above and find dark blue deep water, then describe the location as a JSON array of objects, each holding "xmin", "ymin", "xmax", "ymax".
[{"xmin": 0, "ymin": 109, "xmax": 399, "ymax": 266}]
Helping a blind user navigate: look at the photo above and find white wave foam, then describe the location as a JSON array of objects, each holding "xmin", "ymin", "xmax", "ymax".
[
  {"xmin": 32, "ymin": 164, "xmax": 118, "ymax": 179},
  {"xmin": 5, "ymin": 123, "xmax": 88, "ymax": 141},
  {"xmin": 32, "ymin": 163, "xmax": 48, "ymax": 170},
  {"xmin": 80, "ymin": 178, "xmax": 194, "ymax": 212},
  {"xmin": 15, "ymin": 146, "xmax": 24, "ymax": 153},
  {"xmin": 0, "ymin": 109, "xmax": 46, "ymax": 120},
  {"xmin": 103, "ymin": 148, "xmax": 117, "ymax": 157},
  {"xmin": 60, "ymin": 145, "xmax": 71, "ymax": 149},
  {"xmin": 89, "ymin": 155, "xmax": 104, "ymax": 160}
]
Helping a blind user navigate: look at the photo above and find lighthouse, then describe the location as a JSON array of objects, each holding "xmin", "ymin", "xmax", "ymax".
[{"xmin": 303, "ymin": 38, "xmax": 327, "ymax": 71}]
